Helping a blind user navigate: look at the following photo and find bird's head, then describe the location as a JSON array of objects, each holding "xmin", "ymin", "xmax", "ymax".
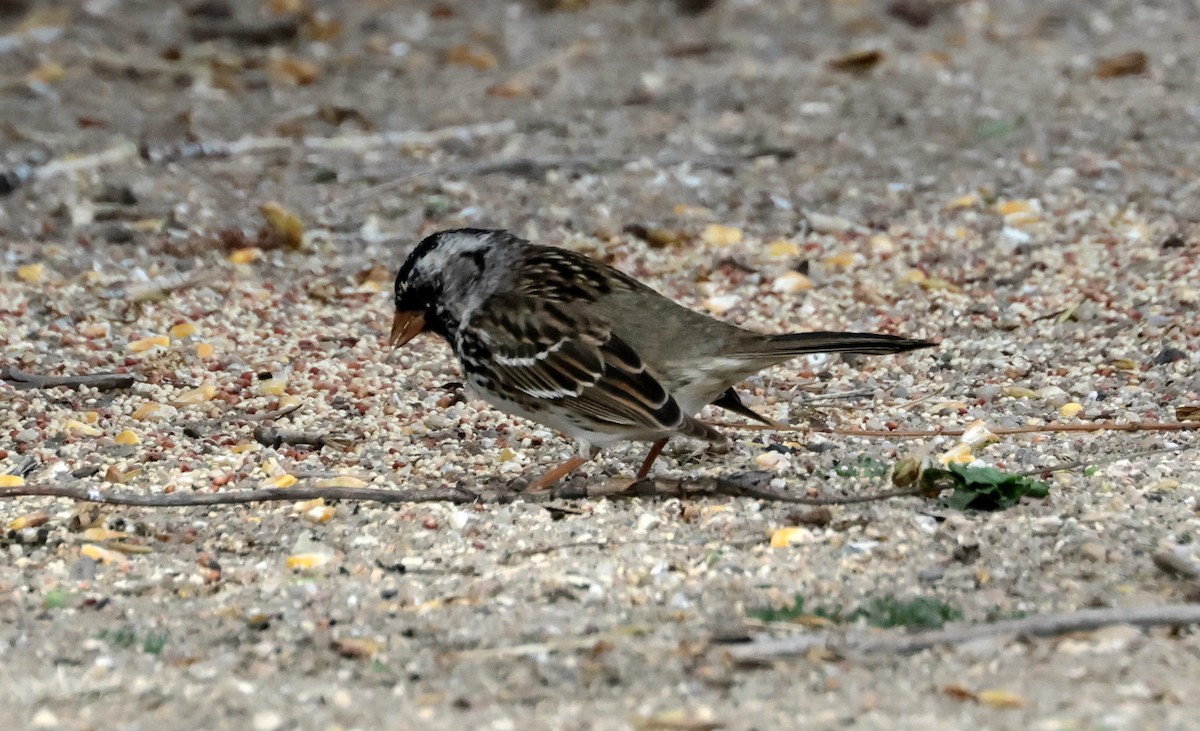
[{"xmin": 390, "ymin": 228, "xmax": 509, "ymax": 348}]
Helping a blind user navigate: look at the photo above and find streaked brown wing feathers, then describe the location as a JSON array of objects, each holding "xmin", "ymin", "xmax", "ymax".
[{"xmin": 471, "ymin": 292, "xmax": 684, "ymax": 433}]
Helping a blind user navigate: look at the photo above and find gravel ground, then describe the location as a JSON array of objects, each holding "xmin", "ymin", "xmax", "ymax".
[{"xmin": 2, "ymin": 1, "xmax": 1200, "ymax": 729}]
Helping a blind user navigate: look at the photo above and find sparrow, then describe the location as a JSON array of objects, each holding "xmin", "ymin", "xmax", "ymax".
[{"xmin": 391, "ymin": 228, "xmax": 934, "ymax": 489}]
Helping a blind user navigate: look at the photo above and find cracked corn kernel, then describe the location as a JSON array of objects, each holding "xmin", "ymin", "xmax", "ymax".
[
  {"xmin": 195, "ymin": 342, "xmax": 215, "ymax": 359},
  {"xmin": 1002, "ymin": 386, "xmax": 1037, "ymax": 399},
  {"xmin": 703, "ymin": 294, "xmax": 739, "ymax": 315},
  {"xmin": 977, "ymin": 689, "xmax": 1024, "ymax": 709},
  {"xmin": 994, "ymin": 199, "xmax": 1040, "ymax": 227},
  {"xmin": 287, "ymin": 553, "xmax": 331, "ymax": 570},
  {"xmin": 17, "ymin": 263, "xmax": 44, "ymax": 283},
  {"xmin": 80, "ymin": 322, "xmax": 110, "ymax": 338},
  {"xmin": 673, "ymin": 204, "xmax": 712, "ymax": 218},
  {"xmin": 772, "ymin": 271, "xmax": 813, "ymax": 294},
  {"xmin": 0, "ymin": 475, "xmax": 26, "ymax": 488},
  {"xmin": 994, "ymin": 199, "xmax": 1033, "ymax": 216},
  {"xmin": 303, "ymin": 506, "xmax": 336, "ymax": 524},
  {"xmin": 132, "ymin": 402, "xmax": 164, "ymax": 420},
  {"xmin": 754, "ymin": 451, "xmax": 790, "ymax": 470},
  {"xmin": 175, "ymin": 383, "xmax": 216, "ymax": 405},
  {"xmin": 939, "ymin": 443, "xmax": 974, "ymax": 465},
  {"xmin": 277, "ymin": 394, "xmax": 303, "ymax": 410},
  {"xmin": 1060, "ymin": 402, "xmax": 1084, "ymax": 419},
  {"xmin": 229, "ymin": 247, "xmax": 262, "ymax": 264},
  {"xmin": 960, "ymin": 420, "xmax": 998, "ymax": 446},
  {"xmin": 770, "ymin": 526, "xmax": 812, "ymax": 548},
  {"xmin": 263, "ymin": 474, "xmax": 298, "ymax": 488},
  {"xmin": 169, "ymin": 322, "xmax": 197, "ymax": 339},
  {"xmin": 822, "ymin": 251, "xmax": 858, "ymax": 268},
  {"xmin": 81, "ymin": 543, "xmax": 127, "ymax": 565},
  {"xmin": 766, "ymin": 239, "xmax": 800, "ymax": 258},
  {"xmin": 257, "ymin": 377, "xmax": 288, "ymax": 396},
  {"xmin": 81, "ymin": 527, "xmax": 127, "ymax": 541},
  {"xmin": 128, "ymin": 335, "xmax": 170, "ymax": 353},
  {"xmin": 314, "ymin": 475, "xmax": 367, "ymax": 488},
  {"xmin": 700, "ymin": 224, "xmax": 743, "ymax": 247},
  {"xmin": 114, "ymin": 429, "xmax": 141, "ymax": 445},
  {"xmin": 948, "ymin": 193, "xmax": 979, "ymax": 209},
  {"xmin": 9, "ymin": 512, "xmax": 48, "ymax": 530},
  {"xmin": 64, "ymin": 419, "xmax": 102, "ymax": 436}
]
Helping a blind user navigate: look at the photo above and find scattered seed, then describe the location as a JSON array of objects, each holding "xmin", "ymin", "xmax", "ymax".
[
  {"xmin": 128, "ymin": 335, "xmax": 170, "ymax": 353},
  {"xmin": 114, "ymin": 429, "xmax": 141, "ymax": 445},
  {"xmin": 169, "ymin": 322, "xmax": 198, "ymax": 339},
  {"xmin": 17, "ymin": 263, "xmax": 45, "ymax": 283},
  {"xmin": 700, "ymin": 224, "xmax": 743, "ymax": 247},
  {"xmin": 263, "ymin": 474, "xmax": 298, "ymax": 488}
]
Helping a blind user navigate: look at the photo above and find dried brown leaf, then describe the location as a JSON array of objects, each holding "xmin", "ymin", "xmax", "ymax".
[
  {"xmin": 446, "ymin": 44, "xmax": 499, "ymax": 71},
  {"xmin": 268, "ymin": 55, "xmax": 320, "ymax": 85},
  {"xmin": 828, "ymin": 49, "xmax": 884, "ymax": 73},
  {"xmin": 487, "ymin": 79, "xmax": 535, "ymax": 98},
  {"xmin": 258, "ymin": 201, "xmax": 304, "ymax": 249},
  {"xmin": 331, "ymin": 637, "xmax": 380, "ymax": 659},
  {"xmin": 305, "ymin": 14, "xmax": 342, "ymax": 42},
  {"xmin": 1094, "ymin": 51, "xmax": 1147, "ymax": 79},
  {"xmin": 942, "ymin": 683, "xmax": 978, "ymax": 702},
  {"xmin": 317, "ymin": 104, "xmax": 373, "ymax": 130}
]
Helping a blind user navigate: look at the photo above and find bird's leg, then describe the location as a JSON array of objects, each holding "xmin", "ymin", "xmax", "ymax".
[
  {"xmin": 635, "ymin": 438, "xmax": 669, "ymax": 480},
  {"xmin": 526, "ymin": 447, "xmax": 596, "ymax": 492}
]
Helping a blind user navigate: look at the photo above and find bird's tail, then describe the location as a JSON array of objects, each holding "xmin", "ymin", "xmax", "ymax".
[{"xmin": 757, "ymin": 331, "xmax": 935, "ymax": 357}]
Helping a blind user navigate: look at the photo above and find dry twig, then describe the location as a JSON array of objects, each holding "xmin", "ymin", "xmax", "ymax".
[
  {"xmin": 1, "ymin": 366, "xmax": 136, "ymax": 391},
  {"xmin": 0, "ymin": 471, "xmax": 920, "ymax": 509},
  {"xmin": 712, "ymin": 420, "xmax": 1200, "ymax": 438},
  {"xmin": 4, "ymin": 483, "xmax": 477, "ymax": 507},
  {"xmin": 727, "ymin": 604, "xmax": 1200, "ymax": 663}
]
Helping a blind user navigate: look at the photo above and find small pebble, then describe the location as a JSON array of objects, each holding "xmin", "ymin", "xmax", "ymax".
[{"xmin": 253, "ymin": 710, "xmax": 284, "ymax": 731}]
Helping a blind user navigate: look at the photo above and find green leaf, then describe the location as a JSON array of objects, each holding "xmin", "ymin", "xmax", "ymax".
[
  {"xmin": 922, "ymin": 462, "xmax": 1049, "ymax": 511},
  {"xmin": 976, "ymin": 115, "xmax": 1026, "ymax": 141},
  {"xmin": 98, "ymin": 627, "xmax": 138, "ymax": 648},
  {"xmin": 852, "ymin": 595, "xmax": 961, "ymax": 630},
  {"xmin": 43, "ymin": 587, "xmax": 74, "ymax": 610},
  {"xmin": 142, "ymin": 631, "xmax": 169, "ymax": 655}
]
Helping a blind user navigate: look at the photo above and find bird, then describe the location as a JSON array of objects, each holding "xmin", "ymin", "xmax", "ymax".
[{"xmin": 390, "ymin": 228, "xmax": 935, "ymax": 490}]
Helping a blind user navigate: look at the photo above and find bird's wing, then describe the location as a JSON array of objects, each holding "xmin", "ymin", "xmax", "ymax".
[{"xmin": 464, "ymin": 290, "xmax": 692, "ymax": 435}]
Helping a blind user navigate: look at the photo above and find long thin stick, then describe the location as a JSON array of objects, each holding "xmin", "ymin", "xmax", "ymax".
[
  {"xmin": 1, "ymin": 366, "xmax": 136, "ymax": 391},
  {"xmin": 1, "ymin": 474, "xmax": 920, "ymax": 509},
  {"xmin": 728, "ymin": 604, "xmax": 1200, "ymax": 663},
  {"xmin": 710, "ymin": 420, "xmax": 1200, "ymax": 438},
  {"xmin": 4, "ymin": 483, "xmax": 476, "ymax": 507}
]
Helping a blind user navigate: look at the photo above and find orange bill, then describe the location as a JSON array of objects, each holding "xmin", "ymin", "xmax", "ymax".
[{"xmin": 389, "ymin": 310, "xmax": 426, "ymax": 348}]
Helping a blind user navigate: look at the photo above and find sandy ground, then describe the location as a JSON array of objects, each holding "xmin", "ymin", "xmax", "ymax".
[{"xmin": 2, "ymin": 1, "xmax": 1200, "ymax": 729}]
